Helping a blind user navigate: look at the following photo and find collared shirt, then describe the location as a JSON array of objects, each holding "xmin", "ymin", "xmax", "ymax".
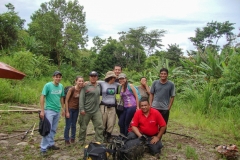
[
  {"xmin": 131, "ymin": 108, "xmax": 166, "ymax": 136},
  {"xmin": 79, "ymin": 82, "xmax": 100, "ymax": 114}
]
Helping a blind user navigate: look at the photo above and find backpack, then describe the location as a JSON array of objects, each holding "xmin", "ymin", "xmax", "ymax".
[
  {"xmin": 63, "ymin": 86, "xmax": 74, "ymax": 104},
  {"xmin": 118, "ymin": 84, "xmax": 142, "ymax": 101},
  {"xmin": 127, "ymin": 84, "xmax": 141, "ymax": 101},
  {"xmin": 83, "ymin": 142, "xmax": 114, "ymax": 160},
  {"xmin": 109, "ymin": 134, "xmax": 145, "ymax": 160}
]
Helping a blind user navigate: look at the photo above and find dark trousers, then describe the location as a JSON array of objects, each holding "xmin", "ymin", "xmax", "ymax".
[
  {"xmin": 127, "ymin": 132, "xmax": 163, "ymax": 155},
  {"xmin": 118, "ymin": 107, "xmax": 136, "ymax": 136},
  {"xmin": 157, "ymin": 110, "xmax": 169, "ymax": 133},
  {"xmin": 64, "ymin": 108, "xmax": 79, "ymax": 141},
  {"xmin": 116, "ymin": 108, "xmax": 123, "ymax": 120}
]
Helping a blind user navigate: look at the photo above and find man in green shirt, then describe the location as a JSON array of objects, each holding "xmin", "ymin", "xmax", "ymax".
[
  {"xmin": 39, "ymin": 71, "xmax": 65, "ymax": 156},
  {"xmin": 78, "ymin": 71, "xmax": 104, "ymax": 144}
]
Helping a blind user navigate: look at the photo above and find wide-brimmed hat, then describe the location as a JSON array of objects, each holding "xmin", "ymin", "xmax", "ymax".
[
  {"xmin": 118, "ymin": 73, "xmax": 127, "ymax": 79},
  {"xmin": 105, "ymin": 71, "xmax": 117, "ymax": 80}
]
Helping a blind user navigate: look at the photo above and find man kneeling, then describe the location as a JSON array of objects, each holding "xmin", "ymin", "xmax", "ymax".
[{"xmin": 127, "ymin": 97, "xmax": 166, "ymax": 158}]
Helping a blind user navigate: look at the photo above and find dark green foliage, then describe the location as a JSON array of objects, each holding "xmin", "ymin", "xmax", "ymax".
[
  {"xmin": 28, "ymin": 0, "xmax": 88, "ymax": 66},
  {"xmin": 0, "ymin": 3, "xmax": 25, "ymax": 49},
  {"xmin": 165, "ymin": 44, "xmax": 184, "ymax": 67},
  {"xmin": 219, "ymin": 51, "xmax": 240, "ymax": 107},
  {"xmin": 94, "ymin": 41, "xmax": 119, "ymax": 77}
]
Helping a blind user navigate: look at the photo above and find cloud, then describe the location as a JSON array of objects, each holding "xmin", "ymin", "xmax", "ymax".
[{"xmin": 1, "ymin": 0, "xmax": 240, "ymax": 54}]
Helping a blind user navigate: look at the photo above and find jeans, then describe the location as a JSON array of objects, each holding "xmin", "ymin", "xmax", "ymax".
[
  {"xmin": 64, "ymin": 108, "xmax": 79, "ymax": 141},
  {"xmin": 118, "ymin": 106, "xmax": 136, "ymax": 136},
  {"xmin": 40, "ymin": 110, "xmax": 60, "ymax": 152}
]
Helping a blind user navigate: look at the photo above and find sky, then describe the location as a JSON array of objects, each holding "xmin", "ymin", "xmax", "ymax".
[{"xmin": 1, "ymin": 0, "xmax": 240, "ymax": 54}]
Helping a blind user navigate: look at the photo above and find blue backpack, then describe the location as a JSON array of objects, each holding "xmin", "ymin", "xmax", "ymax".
[
  {"xmin": 118, "ymin": 84, "xmax": 142, "ymax": 101},
  {"xmin": 127, "ymin": 84, "xmax": 141, "ymax": 101}
]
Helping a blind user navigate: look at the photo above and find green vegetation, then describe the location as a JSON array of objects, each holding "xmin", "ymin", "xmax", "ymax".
[
  {"xmin": 0, "ymin": 0, "xmax": 240, "ymax": 156},
  {"xmin": 185, "ymin": 146, "xmax": 198, "ymax": 160}
]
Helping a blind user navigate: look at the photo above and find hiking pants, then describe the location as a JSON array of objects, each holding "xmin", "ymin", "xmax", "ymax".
[
  {"xmin": 78, "ymin": 110, "xmax": 104, "ymax": 143},
  {"xmin": 100, "ymin": 105, "xmax": 116, "ymax": 134}
]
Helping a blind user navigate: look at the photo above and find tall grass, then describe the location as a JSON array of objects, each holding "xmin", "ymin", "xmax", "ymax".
[
  {"xmin": 0, "ymin": 77, "xmax": 71, "ymax": 104},
  {"xmin": 171, "ymin": 97, "xmax": 240, "ymax": 146}
]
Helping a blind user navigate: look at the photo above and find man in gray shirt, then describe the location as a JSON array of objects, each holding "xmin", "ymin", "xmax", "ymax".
[
  {"xmin": 149, "ymin": 68, "xmax": 175, "ymax": 133},
  {"xmin": 99, "ymin": 71, "xmax": 119, "ymax": 142}
]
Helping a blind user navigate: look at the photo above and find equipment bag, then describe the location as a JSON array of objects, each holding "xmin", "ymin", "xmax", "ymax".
[
  {"xmin": 118, "ymin": 84, "xmax": 142, "ymax": 101},
  {"xmin": 63, "ymin": 86, "xmax": 74, "ymax": 104},
  {"xmin": 109, "ymin": 134, "xmax": 145, "ymax": 160},
  {"xmin": 83, "ymin": 142, "xmax": 114, "ymax": 160},
  {"xmin": 127, "ymin": 84, "xmax": 141, "ymax": 101}
]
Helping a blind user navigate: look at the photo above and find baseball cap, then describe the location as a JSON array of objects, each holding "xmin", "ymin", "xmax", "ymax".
[
  {"xmin": 89, "ymin": 71, "xmax": 98, "ymax": 76},
  {"xmin": 53, "ymin": 71, "xmax": 62, "ymax": 76},
  {"xmin": 118, "ymin": 73, "xmax": 126, "ymax": 79}
]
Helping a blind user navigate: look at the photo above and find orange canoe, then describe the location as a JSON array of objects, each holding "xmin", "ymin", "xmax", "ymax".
[{"xmin": 0, "ymin": 62, "xmax": 26, "ymax": 80}]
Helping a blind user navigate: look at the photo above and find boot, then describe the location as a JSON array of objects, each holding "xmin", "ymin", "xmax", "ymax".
[
  {"xmin": 106, "ymin": 132, "xmax": 113, "ymax": 143},
  {"xmin": 70, "ymin": 139, "xmax": 75, "ymax": 143},
  {"xmin": 65, "ymin": 140, "xmax": 70, "ymax": 146}
]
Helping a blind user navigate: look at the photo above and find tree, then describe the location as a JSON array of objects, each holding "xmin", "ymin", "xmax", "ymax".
[
  {"xmin": 189, "ymin": 21, "xmax": 235, "ymax": 52},
  {"xmin": 119, "ymin": 26, "xmax": 166, "ymax": 55},
  {"xmin": 28, "ymin": 0, "xmax": 88, "ymax": 66},
  {"xmin": 0, "ymin": 3, "xmax": 25, "ymax": 49},
  {"xmin": 90, "ymin": 36, "xmax": 106, "ymax": 53},
  {"xmin": 118, "ymin": 26, "xmax": 166, "ymax": 71},
  {"xmin": 165, "ymin": 43, "xmax": 184, "ymax": 67},
  {"xmin": 93, "ymin": 41, "xmax": 120, "ymax": 76}
]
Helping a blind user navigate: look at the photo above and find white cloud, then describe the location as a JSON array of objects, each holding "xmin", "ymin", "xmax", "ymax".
[{"xmin": 1, "ymin": 0, "xmax": 239, "ymax": 54}]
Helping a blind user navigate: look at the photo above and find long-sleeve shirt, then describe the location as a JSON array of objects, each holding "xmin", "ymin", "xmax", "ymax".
[{"xmin": 79, "ymin": 83, "xmax": 100, "ymax": 114}]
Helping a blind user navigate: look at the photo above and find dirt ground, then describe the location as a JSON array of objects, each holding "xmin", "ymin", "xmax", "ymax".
[{"xmin": 0, "ymin": 107, "xmax": 238, "ymax": 160}]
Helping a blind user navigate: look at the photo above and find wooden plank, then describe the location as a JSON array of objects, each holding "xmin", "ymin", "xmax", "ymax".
[
  {"xmin": 0, "ymin": 110, "xmax": 40, "ymax": 112},
  {"xmin": 8, "ymin": 106, "xmax": 38, "ymax": 110}
]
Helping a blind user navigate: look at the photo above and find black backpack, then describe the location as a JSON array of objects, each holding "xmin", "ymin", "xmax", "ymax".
[
  {"xmin": 83, "ymin": 142, "xmax": 114, "ymax": 160},
  {"xmin": 63, "ymin": 86, "xmax": 74, "ymax": 104},
  {"xmin": 108, "ymin": 134, "xmax": 145, "ymax": 160}
]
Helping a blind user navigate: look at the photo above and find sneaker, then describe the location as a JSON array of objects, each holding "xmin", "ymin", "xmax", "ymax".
[
  {"xmin": 40, "ymin": 151, "xmax": 47, "ymax": 157},
  {"xmin": 48, "ymin": 145, "xmax": 60, "ymax": 150}
]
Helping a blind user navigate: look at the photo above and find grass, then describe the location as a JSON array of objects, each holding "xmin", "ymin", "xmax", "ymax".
[
  {"xmin": 185, "ymin": 146, "xmax": 198, "ymax": 160},
  {"xmin": 171, "ymin": 99, "xmax": 240, "ymax": 147}
]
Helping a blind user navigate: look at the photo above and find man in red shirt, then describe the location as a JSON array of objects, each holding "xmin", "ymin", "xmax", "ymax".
[{"xmin": 128, "ymin": 97, "xmax": 166, "ymax": 158}]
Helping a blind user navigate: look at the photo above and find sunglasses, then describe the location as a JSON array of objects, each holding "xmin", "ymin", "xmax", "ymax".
[{"xmin": 90, "ymin": 75, "xmax": 97, "ymax": 77}]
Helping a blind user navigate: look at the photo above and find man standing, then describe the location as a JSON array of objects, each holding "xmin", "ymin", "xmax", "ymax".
[
  {"xmin": 128, "ymin": 98, "xmax": 166, "ymax": 158},
  {"xmin": 39, "ymin": 71, "xmax": 64, "ymax": 156},
  {"xmin": 149, "ymin": 68, "xmax": 175, "ymax": 130},
  {"xmin": 113, "ymin": 65, "xmax": 122, "ymax": 83},
  {"xmin": 113, "ymin": 65, "xmax": 123, "ymax": 119},
  {"xmin": 78, "ymin": 71, "xmax": 104, "ymax": 145}
]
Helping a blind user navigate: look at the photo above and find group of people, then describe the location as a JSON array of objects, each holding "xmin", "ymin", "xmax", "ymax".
[{"xmin": 39, "ymin": 65, "xmax": 175, "ymax": 158}]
